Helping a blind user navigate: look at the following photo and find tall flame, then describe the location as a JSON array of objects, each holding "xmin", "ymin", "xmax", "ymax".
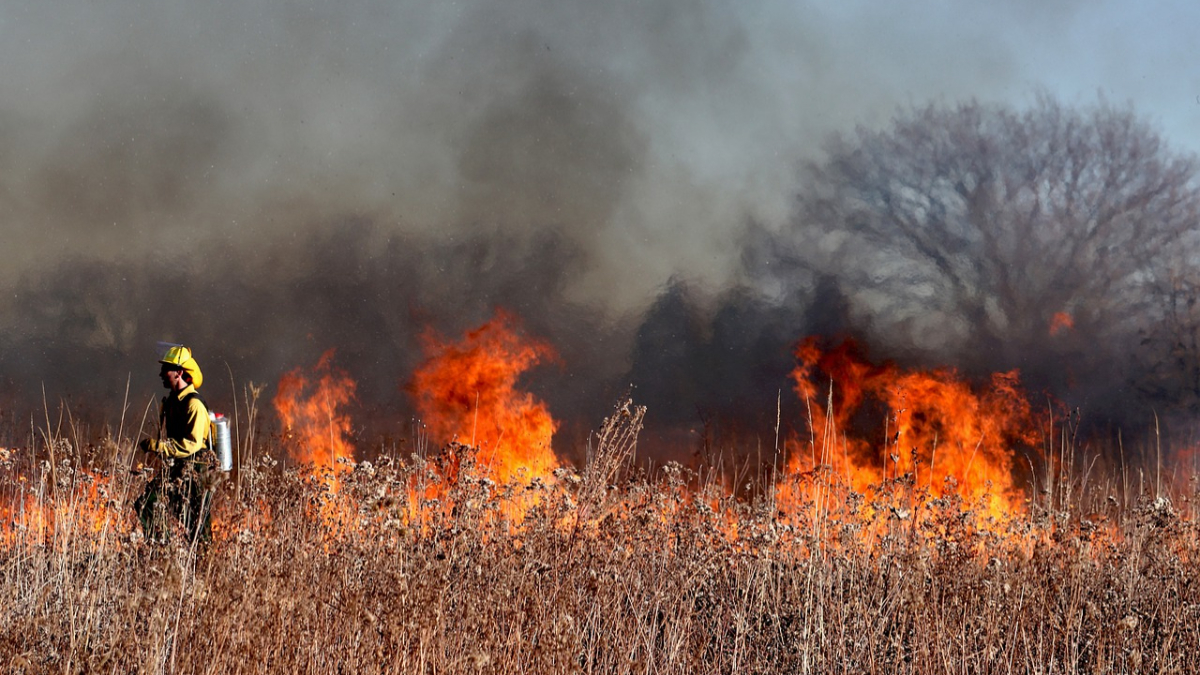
[
  {"xmin": 273, "ymin": 349, "xmax": 357, "ymax": 473},
  {"xmin": 409, "ymin": 311, "xmax": 559, "ymax": 484},
  {"xmin": 786, "ymin": 337, "xmax": 1038, "ymax": 520}
]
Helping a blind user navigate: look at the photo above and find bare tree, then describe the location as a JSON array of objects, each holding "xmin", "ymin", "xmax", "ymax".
[
  {"xmin": 1138, "ymin": 267, "xmax": 1200, "ymax": 414},
  {"xmin": 776, "ymin": 96, "xmax": 1200, "ymax": 409}
]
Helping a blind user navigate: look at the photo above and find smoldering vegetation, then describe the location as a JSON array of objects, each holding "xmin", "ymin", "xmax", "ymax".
[{"xmin": 2, "ymin": 404, "xmax": 1199, "ymax": 674}]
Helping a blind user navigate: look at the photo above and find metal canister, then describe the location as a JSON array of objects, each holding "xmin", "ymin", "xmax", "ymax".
[{"xmin": 210, "ymin": 412, "xmax": 233, "ymax": 472}]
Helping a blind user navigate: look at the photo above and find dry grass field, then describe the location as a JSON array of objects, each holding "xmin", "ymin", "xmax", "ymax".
[{"xmin": 1, "ymin": 396, "xmax": 1198, "ymax": 675}]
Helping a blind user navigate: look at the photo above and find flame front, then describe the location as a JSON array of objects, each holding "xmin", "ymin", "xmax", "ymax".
[
  {"xmin": 273, "ymin": 349, "xmax": 357, "ymax": 472},
  {"xmin": 410, "ymin": 312, "xmax": 559, "ymax": 485},
  {"xmin": 271, "ymin": 350, "xmax": 358, "ymax": 534},
  {"xmin": 786, "ymin": 337, "xmax": 1038, "ymax": 521}
]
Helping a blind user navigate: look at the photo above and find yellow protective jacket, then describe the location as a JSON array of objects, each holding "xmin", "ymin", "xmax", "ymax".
[{"xmin": 151, "ymin": 384, "xmax": 211, "ymax": 459}]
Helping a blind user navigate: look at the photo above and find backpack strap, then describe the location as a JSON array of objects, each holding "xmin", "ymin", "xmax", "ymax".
[{"xmin": 179, "ymin": 391, "xmax": 213, "ymax": 449}]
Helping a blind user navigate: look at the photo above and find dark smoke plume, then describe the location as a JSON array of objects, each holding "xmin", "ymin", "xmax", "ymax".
[
  {"xmin": 0, "ymin": 224, "xmax": 624, "ymax": 446},
  {"xmin": 6, "ymin": 1, "xmax": 1200, "ymax": 469},
  {"xmin": 623, "ymin": 274, "xmax": 855, "ymax": 463}
]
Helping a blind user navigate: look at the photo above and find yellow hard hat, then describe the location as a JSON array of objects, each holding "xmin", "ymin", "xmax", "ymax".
[{"xmin": 159, "ymin": 345, "xmax": 204, "ymax": 389}]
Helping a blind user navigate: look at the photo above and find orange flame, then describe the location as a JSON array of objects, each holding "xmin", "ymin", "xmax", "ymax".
[
  {"xmin": 409, "ymin": 311, "xmax": 559, "ymax": 485},
  {"xmin": 1, "ymin": 469, "xmax": 124, "ymax": 550},
  {"xmin": 273, "ymin": 350, "xmax": 359, "ymax": 535},
  {"xmin": 1049, "ymin": 311, "xmax": 1074, "ymax": 336},
  {"xmin": 273, "ymin": 349, "xmax": 357, "ymax": 472},
  {"xmin": 785, "ymin": 337, "xmax": 1038, "ymax": 521}
]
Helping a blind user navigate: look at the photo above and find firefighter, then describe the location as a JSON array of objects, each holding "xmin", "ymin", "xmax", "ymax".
[{"xmin": 135, "ymin": 345, "xmax": 216, "ymax": 545}]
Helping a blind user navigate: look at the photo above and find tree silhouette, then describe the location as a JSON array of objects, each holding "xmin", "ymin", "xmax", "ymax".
[{"xmin": 770, "ymin": 96, "xmax": 1200, "ymax": 419}]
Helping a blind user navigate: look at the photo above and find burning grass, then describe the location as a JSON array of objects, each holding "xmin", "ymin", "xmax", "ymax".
[
  {"xmin": 2, "ymin": 321, "xmax": 1198, "ymax": 672},
  {"xmin": 1, "ymin": 405, "xmax": 1199, "ymax": 674}
]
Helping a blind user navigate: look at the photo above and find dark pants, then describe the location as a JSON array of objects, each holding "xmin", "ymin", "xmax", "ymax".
[{"xmin": 135, "ymin": 454, "xmax": 215, "ymax": 545}]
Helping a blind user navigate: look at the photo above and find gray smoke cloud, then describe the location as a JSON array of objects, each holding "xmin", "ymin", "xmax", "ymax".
[
  {"xmin": 4, "ymin": 0, "xmax": 1194, "ymax": 456},
  {"xmin": 0, "ymin": 0, "xmax": 1107, "ymax": 304}
]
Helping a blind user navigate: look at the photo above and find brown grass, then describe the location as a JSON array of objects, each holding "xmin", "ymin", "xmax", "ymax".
[{"xmin": 1, "ymin": 404, "xmax": 1198, "ymax": 674}]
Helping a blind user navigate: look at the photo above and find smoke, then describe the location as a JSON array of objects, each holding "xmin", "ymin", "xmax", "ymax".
[
  {"xmin": 0, "ymin": 222, "xmax": 625, "ymax": 439},
  {"xmin": 7, "ymin": 0, "xmax": 1194, "ymax": 459},
  {"xmin": 1, "ymin": 0, "xmax": 1101, "ymax": 296}
]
